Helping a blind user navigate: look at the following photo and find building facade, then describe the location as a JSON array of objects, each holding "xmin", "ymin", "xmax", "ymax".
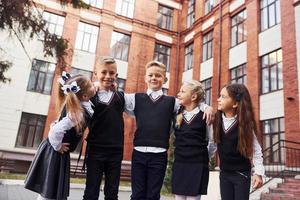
[{"xmin": 0, "ymin": 0, "xmax": 299, "ymax": 167}]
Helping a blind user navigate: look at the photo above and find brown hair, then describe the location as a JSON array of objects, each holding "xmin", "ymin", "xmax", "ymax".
[
  {"xmin": 213, "ymin": 83, "xmax": 257, "ymax": 158},
  {"xmin": 175, "ymin": 80, "xmax": 205, "ymax": 128},
  {"xmin": 57, "ymin": 74, "xmax": 92, "ymax": 134},
  {"xmin": 145, "ymin": 60, "xmax": 167, "ymax": 75}
]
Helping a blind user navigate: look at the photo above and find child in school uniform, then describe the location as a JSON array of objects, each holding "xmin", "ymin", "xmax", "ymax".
[
  {"xmin": 83, "ymin": 57, "xmax": 125, "ymax": 200},
  {"xmin": 214, "ymin": 83, "xmax": 264, "ymax": 200},
  {"xmin": 24, "ymin": 73, "xmax": 96, "ymax": 200},
  {"xmin": 124, "ymin": 61, "xmax": 214, "ymax": 200},
  {"xmin": 172, "ymin": 80, "xmax": 216, "ymax": 200}
]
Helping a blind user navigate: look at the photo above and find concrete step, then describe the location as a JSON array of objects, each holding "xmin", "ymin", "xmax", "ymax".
[{"xmin": 261, "ymin": 193, "xmax": 300, "ymax": 200}]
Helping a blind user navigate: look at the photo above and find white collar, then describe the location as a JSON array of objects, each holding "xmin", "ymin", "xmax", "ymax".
[
  {"xmin": 183, "ymin": 106, "xmax": 200, "ymax": 115},
  {"xmin": 222, "ymin": 113, "xmax": 237, "ymax": 121},
  {"xmin": 98, "ymin": 89, "xmax": 113, "ymax": 94},
  {"xmin": 146, "ymin": 89, "xmax": 163, "ymax": 97}
]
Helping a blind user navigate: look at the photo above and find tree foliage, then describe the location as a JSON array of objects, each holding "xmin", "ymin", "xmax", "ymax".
[{"xmin": 0, "ymin": 0, "xmax": 89, "ymax": 83}]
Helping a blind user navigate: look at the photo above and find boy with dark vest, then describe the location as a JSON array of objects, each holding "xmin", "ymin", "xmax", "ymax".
[
  {"xmin": 83, "ymin": 57, "xmax": 125, "ymax": 200},
  {"xmin": 124, "ymin": 61, "xmax": 213, "ymax": 200}
]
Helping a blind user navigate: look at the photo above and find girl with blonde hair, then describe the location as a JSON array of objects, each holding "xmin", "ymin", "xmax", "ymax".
[
  {"xmin": 25, "ymin": 72, "xmax": 96, "ymax": 200},
  {"xmin": 172, "ymin": 80, "xmax": 216, "ymax": 200}
]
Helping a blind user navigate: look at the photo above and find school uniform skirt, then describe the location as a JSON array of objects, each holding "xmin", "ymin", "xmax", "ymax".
[
  {"xmin": 24, "ymin": 139, "xmax": 70, "ymax": 200},
  {"xmin": 172, "ymin": 161, "xmax": 209, "ymax": 196}
]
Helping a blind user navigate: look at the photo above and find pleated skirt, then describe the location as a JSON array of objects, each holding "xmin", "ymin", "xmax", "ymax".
[
  {"xmin": 172, "ymin": 161, "xmax": 209, "ymax": 196},
  {"xmin": 24, "ymin": 139, "xmax": 70, "ymax": 200}
]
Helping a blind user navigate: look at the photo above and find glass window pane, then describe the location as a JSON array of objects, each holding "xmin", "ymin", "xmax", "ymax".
[
  {"xmin": 270, "ymin": 66, "xmax": 277, "ymax": 91},
  {"xmin": 269, "ymin": 4, "xmax": 276, "ymax": 27},
  {"xmin": 262, "ymin": 68, "xmax": 269, "ymax": 93}
]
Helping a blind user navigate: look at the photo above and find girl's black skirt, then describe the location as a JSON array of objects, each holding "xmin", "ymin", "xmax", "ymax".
[
  {"xmin": 172, "ymin": 161, "xmax": 209, "ymax": 196},
  {"xmin": 24, "ymin": 139, "xmax": 70, "ymax": 200}
]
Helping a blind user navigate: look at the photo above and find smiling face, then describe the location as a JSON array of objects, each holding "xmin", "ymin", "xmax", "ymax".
[
  {"xmin": 144, "ymin": 66, "xmax": 166, "ymax": 91},
  {"xmin": 217, "ymin": 87, "xmax": 238, "ymax": 116},
  {"xmin": 95, "ymin": 63, "xmax": 117, "ymax": 91},
  {"xmin": 177, "ymin": 84, "xmax": 194, "ymax": 107}
]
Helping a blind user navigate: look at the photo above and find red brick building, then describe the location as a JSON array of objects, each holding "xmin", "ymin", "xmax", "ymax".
[{"xmin": 0, "ymin": 0, "xmax": 299, "ymax": 167}]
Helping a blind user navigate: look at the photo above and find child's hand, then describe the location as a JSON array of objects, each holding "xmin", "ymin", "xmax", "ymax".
[
  {"xmin": 252, "ymin": 174, "xmax": 263, "ymax": 189},
  {"xmin": 58, "ymin": 143, "xmax": 70, "ymax": 154},
  {"xmin": 203, "ymin": 106, "xmax": 214, "ymax": 124}
]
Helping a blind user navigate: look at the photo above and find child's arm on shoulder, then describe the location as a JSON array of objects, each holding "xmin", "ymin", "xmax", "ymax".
[
  {"xmin": 48, "ymin": 114, "xmax": 76, "ymax": 152},
  {"xmin": 199, "ymin": 102, "xmax": 214, "ymax": 124},
  {"xmin": 252, "ymin": 134, "xmax": 265, "ymax": 189},
  {"xmin": 124, "ymin": 93, "xmax": 135, "ymax": 117}
]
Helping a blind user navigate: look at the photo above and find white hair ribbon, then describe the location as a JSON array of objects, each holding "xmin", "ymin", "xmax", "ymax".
[
  {"xmin": 57, "ymin": 71, "xmax": 71, "ymax": 86},
  {"xmin": 61, "ymin": 81, "xmax": 81, "ymax": 95}
]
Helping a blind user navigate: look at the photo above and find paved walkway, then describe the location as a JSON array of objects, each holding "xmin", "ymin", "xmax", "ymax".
[{"xmin": 0, "ymin": 179, "xmax": 174, "ymax": 200}]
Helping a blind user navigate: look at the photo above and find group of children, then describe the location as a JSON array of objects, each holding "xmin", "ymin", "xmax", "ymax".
[{"xmin": 24, "ymin": 57, "xmax": 264, "ymax": 200}]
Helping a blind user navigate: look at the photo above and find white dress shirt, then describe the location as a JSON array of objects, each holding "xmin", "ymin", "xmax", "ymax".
[
  {"xmin": 183, "ymin": 107, "xmax": 217, "ymax": 159},
  {"xmin": 124, "ymin": 89, "xmax": 209, "ymax": 153},
  {"xmin": 97, "ymin": 89, "xmax": 114, "ymax": 104},
  {"xmin": 222, "ymin": 114, "xmax": 265, "ymax": 176},
  {"xmin": 48, "ymin": 101, "xmax": 94, "ymax": 151}
]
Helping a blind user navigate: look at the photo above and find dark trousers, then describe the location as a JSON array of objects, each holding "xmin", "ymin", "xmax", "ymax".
[
  {"xmin": 130, "ymin": 150, "xmax": 168, "ymax": 200},
  {"xmin": 220, "ymin": 170, "xmax": 251, "ymax": 200},
  {"xmin": 83, "ymin": 154, "xmax": 122, "ymax": 200}
]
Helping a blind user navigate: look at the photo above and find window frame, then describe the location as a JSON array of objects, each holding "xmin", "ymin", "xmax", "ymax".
[
  {"xmin": 261, "ymin": 117, "xmax": 285, "ymax": 164},
  {"xmin": 260, "ymin": 0, "xmax": 281, "ymax": 31},
  {"xmin": 187, "ymin": 0, "xmax": 195, "ymax": 28},
  {"xmin": 15, "ymin": 112, "xmax": 46, "ymax": 149},
  {"xmin": 115, "ymin": 0, "xmax": 135, "ymax": 18},
  {"xmin": 157, "ymin": 4, "xmax": 173, "ymax": 31},
  {"xmin": 204, "ymin": 0, "xmax": 214, "ymax": 15},
  {"xmin": 261, "ymin": 49, "xmax": 283, "ymax": 94},
  {"xmin": 202, "ymin": 30, "xmax": 213, "ymax": 62},
  {"xmin": 184, "ymin": 43, "xmax": 194, "ymax": 71},
  {"xmin": 230, "ymin": 63, "xmax": 247, "ymax": 84},
  {"xmin": 154, "ymin": 43, "xmax": 171, "ymax": 72},
  {"xmin": 231, "ymin": 10, "xmax": 247, "ymax": 47},
  {"xmin": 27, "ymin": 59, "xmax": 56, "ymax": 95},
  {"xmin": 201, "ymin": 78, "xmax": 212, "ymax": 105},
  {"xmin": 75, "ymin": 22, "xmax": 99, "ymax": 53},
  {"xmin": 110, "ymin": 31, "xmax": 131, "ymax": 61}
]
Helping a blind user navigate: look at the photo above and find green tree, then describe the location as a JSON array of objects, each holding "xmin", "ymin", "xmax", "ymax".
[{"xmin": 0, "ymin": 0, "xmax": 89, "ymax": 83}]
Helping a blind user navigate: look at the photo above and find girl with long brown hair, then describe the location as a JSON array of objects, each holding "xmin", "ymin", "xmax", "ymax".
[
  {"xmin": 214, "ymin": 83, "xmax": 264, "ymax": 200},
  {"xmin": 25, "ymin": 72, "xmax": 95, "ymax": 200}
]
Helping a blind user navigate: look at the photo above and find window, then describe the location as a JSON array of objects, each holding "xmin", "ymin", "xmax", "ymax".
[
  {"xmin": 231, "ymin": 64, "xmax": 247, "ymax": 84},
  {"xmin": 261, "ymin": 49, "xmax": 283, "ymax": 94},
  {"xmin": 201, "ymin": 78, "xmax": 212, "ymax": 105},
  {"xmin": 117, "ymin": 78, "xmax": 126, "ymax": 92},
  {"xmin": 231, "ymin": 10, "xmax": 247, "ymax": 47},
  {"xmin": 110, "ymin": 31, "xmax": 131, "ymax": 61},
  {"xmin": 27, "ymin": 59, "xmax": 56, "ymax": 95},
  {"xmin": 15, "ymin": 113, "xmax": 46, "ymax": 149},
  {"xmin": 75, "ymin": 22, "xmax": 99, "ymax": 53},
  {"xmin": 71, "ymin": 67, "xmax": 93, "ymax": 79},
  {"xmin": 202, "ymin": 30, "xmax": 213, "ymax": 61},
  {"xmin": 154, "ymin": 43, "xmax": 171, "ymax": 72},
  {"xmin": 204, "ymin": 0, "xmax": 214, "ymax": 15},
  {"xmin": 187, "ymin": 0, "xmax": 195, "ymax": 28},
  {"xmin": 184, "ymin": 43, "xmax": 193, "ymax": 71},
  {"xmin": 262, "ymin": 117, "xmax": 285, "ymax": 164},
  {"xmin": 115, "ymin": 0, "xmax": 135, "ymax": 18},
  {"xmin": 82, "ymin": 0, "xmax": 102, "ymax": 8},
  {"xmin": 157, "ymin": 4, "xmax": 173, "ymax": 30},
  {"xmin": 42, "ymin": 11, "xmax": 65, "ymax": 37},
  {"xmin": 260, "ymin": 0, "xmax": 281, "ymax": 31}
]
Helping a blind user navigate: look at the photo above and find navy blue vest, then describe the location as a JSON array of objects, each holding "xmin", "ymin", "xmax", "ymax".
[
  {"xmin": 217, "ymin": 121, "xmax": 251, "ymax": 172},
  {"xmin": 174, "ymin": 111, "xmax": 208, "ymax": 163},
  {"xmin": 87, "ymin": 91, "xmax": 125, "ymax": 151},
  {"xmin": 134, "ymin": 93, "xmax": 175, "ymax": 149}
]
